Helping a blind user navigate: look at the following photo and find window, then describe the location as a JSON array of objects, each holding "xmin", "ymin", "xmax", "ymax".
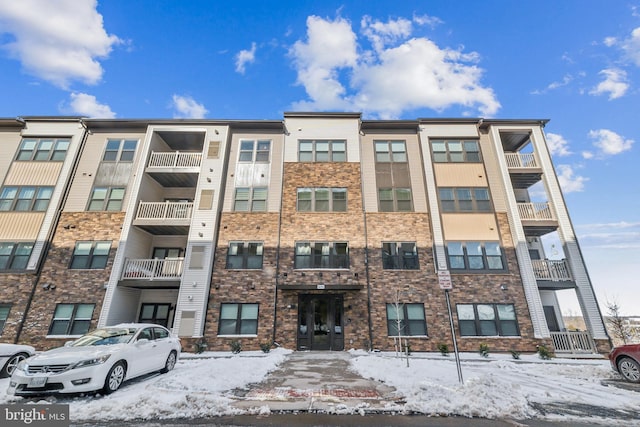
[
  {"xmin": 378, "ymin": 188, "xmax": 412, "ymax": 212},
  {"xmin": 0, "ymin": 304, "xmax": 11, "ymax": 334},
  {"xmin": 298, "ymin": 140, "xmax": 346, "ymax": 162},
  {"xmin": 234, "ymin": 187, "xmax": 267, "ymax": 211},
  {"xmin": 295, "ymin": 242, "xmax": 349, "ymax": 269},
  {"xmin": 226, "ymin": 242, "xmax": 264, "ymax": 269},
  {"xmin": 439, "ymin": 187, "xmax": 492, "ymax": 212},
  {"xmin": 375, "ymin": 140, "xmax": 407, "ymax": 162},
  {"xmin": 0, "ymin": 186, "xmax": 54, "ymax": 212},
  {"xmin": 70, "ymin": 241, "xmax": 111, "ymax": 269},
  {"xmin": 103, "ymin": 139, "xmax": 138, "ymax": 162},
  {"xmin": 382, "ymin": 242, "xmax": 418, "ymax": 270},
  {"xmin": 446, "ymin": 242, "xmax": 505, "ymax": 271},
  {"xmin": 239, "ymin": 139, "xmax": 271, "ymax": 162},
  {"xmin": 87, "ymin": 187, "xmax": 125, "ymax": 211},
  {"xmin": 297, "ymin": 188, "xmax": 347, "ymax": 212},
  {"xmin": 386, "ymin": 303, "xmax": 427, "ymax": 336},
  {"xmin": 16, "ymin": 138, "xmax": 70, "ymax": 161},
  {"xmin": 457, "ymin": 303, "xmax": 519, "ymax": 336},
  {"xmin": 48, "ymin": 303, "xmax": 95, "ymax": 336},
  {"xmin": 218, "ymin": 303, "xmax": 259, "ymax": 335},
  {"xmin": 431, "ymin": 140, "xmax": 481, "ymax": 162},
  {"xmin": 0, "ymin": 242, "xmax": 33, "ymax": 270}
]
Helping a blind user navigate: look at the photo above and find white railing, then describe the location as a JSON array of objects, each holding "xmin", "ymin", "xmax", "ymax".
[
  {"xmin": 121, "ymin": 258, "xmax": 184, "ymax": 280},
  {"xmin": 135, "ymin": 201, "xmax": 193, "ymax": 220},
  {"xmin": 505, "ymin": 152, "xmax": 538, "ymax": 168},
  {"xmin": 517, "ymin": 202, "xmax": 554, "ymax": 220},
  {"xmin": 551, "ymin": 331, "xmax": 597, "ymax": 354},
  {"xmin": 147, "ymin": 151, "xmax": 202, "ymax": 168},
  {"xmin": 532, "ymin": 259, "xmax": 572, "ymax": 281}
]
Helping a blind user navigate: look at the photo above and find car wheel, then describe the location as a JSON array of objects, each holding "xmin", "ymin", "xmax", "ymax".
[
  {"xmin": 618, "ymin": 357, "xmax": 640, "ymax": 383},
  {"xmin": 102, "ymin": 361, "xmax": 126, "ymax": 394},
  {"xmin": 1, "ymin": 353, "xmax": 29, "ymax": 377},
  {"xmin": 160, "ymin": 351, "xmax": 177, "ymax": 374}
]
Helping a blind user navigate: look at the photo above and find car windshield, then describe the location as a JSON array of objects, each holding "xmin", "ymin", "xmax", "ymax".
[{"xmin": 70, "ymin": 328, "xmax": 137, "ymax": 346}]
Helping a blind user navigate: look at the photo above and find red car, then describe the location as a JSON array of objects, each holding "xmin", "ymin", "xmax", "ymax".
[{"xmin": 609, "ymin": 343, "xmax": 640, "ymax": 383}]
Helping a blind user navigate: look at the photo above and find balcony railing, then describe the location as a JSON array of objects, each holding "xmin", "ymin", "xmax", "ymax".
[
  {"xmin": 135, "ymin": 201, "xmax": 193, "ymax": 220},
  {"xmin": 148, "ymin": 151, "xmax": 202, "ymax": 168},
  {"xmin": 517, "ymin": 202, "xmax": 554, "ymax": 221},
  {"xmin": 121, "ymin": 258, "xmax": 184, "ymax": 280},
  {"xmin": 505, "ymin": 152, "xmax": 538, "ymax": 168},
  {"xmin": 550, "ymin": 331, "xmax": 597, "ymax": 354},
  {"xmin": 532, "ymin": 259, "xmax": 572, "ymax": 281}
]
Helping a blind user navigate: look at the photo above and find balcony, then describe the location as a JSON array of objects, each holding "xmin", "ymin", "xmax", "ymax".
[
  {"xmin": 532, "ymin": 259, "xmax": 575, "ymax": 290},
  {"xmin": 120, "ymin": 258, "xmax": 184, "ymax": 289},
  {"xmin": 505, "ymin": 152, "xmax": 542, "ymax": 188},
  {"xmin": 133, "ymin": 201, "xmax": 192, "ymax": 235},
  {"xmin": 517, "ymin": 202, "xmax": 558, "ymax": 236},
  {"xmin": 146, "ymin": 151, "xmax": 202, "ymax": 187}
]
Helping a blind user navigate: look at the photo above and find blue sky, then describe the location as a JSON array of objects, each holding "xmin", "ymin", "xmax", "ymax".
[{"xmin": 0, "ymin": 0, "xmax": 638, "ymax": 316}]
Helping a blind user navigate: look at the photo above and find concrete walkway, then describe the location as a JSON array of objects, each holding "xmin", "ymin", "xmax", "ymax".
[{"xmin": 230, "ymin": 351, "xmax": 402, "ymax": 413}]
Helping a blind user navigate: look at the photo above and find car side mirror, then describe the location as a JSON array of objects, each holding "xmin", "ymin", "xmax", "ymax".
[{"xmin": 136, "ymin": 338, "xmax": 149, "ymax": 345}]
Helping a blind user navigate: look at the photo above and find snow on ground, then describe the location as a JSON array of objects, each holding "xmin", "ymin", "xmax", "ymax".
[{"xmin": 0, "ymin": 347, "xmax": 638, "ymax": 425}]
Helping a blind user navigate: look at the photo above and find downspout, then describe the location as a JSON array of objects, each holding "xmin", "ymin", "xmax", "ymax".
[
  {"xmin": 359, "ymin": 122, "xmax": 374, "ymax": 351},
  {"xmin": 272, "ymin": 122, "xmax": 286, "ymax": 346},
  {"xmin": 15, "ymin": 118, "xmax": 90, "ymax": 343}
]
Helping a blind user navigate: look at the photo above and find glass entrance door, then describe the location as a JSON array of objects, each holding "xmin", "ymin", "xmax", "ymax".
[{"xmin": 297, "ymin": 295, "xmax": 344, "ymax": 351}]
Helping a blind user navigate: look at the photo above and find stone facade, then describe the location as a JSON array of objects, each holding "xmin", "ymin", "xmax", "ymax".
[{"xmin": 0, "ymin": 273, "xmax": 38, "ymax": 343}]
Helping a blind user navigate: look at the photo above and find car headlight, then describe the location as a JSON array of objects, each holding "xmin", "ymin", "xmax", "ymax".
[
  {"xmin": 71, "ymin": 354, "xmax": 111, "ymax": 369},
  {"xmin": 16, "ymin": 360, "xmax": 28, "ymax": 373}
]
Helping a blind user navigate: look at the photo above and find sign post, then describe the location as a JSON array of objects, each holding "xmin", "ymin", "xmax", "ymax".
[{"xmin": 439, "ymin": 270, "xmax": 463, "ymax": 384}]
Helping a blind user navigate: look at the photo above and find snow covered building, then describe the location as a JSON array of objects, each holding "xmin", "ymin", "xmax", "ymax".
[{"xmin": 0, "ymin": 113, "xmax": 611, "ymax": 355}]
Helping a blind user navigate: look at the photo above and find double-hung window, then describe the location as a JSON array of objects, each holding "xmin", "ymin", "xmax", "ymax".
[
  {"xmin": 88, "ymin": 187, "xmax": 125, "ymax": 211},
  {"xmin": 298, "ymin": 140, "xmax": 346, "ymax": 162},
  {"xmin": 234, "ymin": 187, "xmax": 267, "ymax": 211},
  {"xmin": 226, "ymin": 242, "xmax": 264, "ymax": 269},
  {"xmin": 297, "ymin": 188, "xmax": 347, "ymax": 212},
  {"xmin": 16, "ymin": 138, "xmax": 70, "ymax": 161},
  {"xmin": 48, "ymin": 303, "xmax": 95, "ymax": 336},
  {"xmin": 239, "ymin": 140, "xmax": 271, "ymax": 162},
  {"xmin": 382, "ymin": 242, "xmax": 418, "ymax": 270},
  {"xmin": 103, "ymin": 139, "xmax": 138, "ymax": 162},
  {"xmin": 447, "ymin": 242, "xmax": 505, "ymax": 271},
  {"xmin": 295, "ymin": 242, "xmax": 349, "ymax": 269},
  {"xmin": 386, "ymin": 303, "xmax": 427, "ymax": 336},
  {"xmin": 439, "ymin": 187, "xmax": 491, "ymax": 212},
  {"xmin": 378, "ymin": 188, "xmax": 412, "ymax": 212},
  {"xmin": 431, "ymin": 140, "xmax": 481, "ymax": 162},
  {"xmin": 218, "ymin": 303, "xmax": 259, "ymax": 335},
  {"xmin": 375, "ymin": 140, "xmax": 407, "ymax": 162},
  {"xmin": 0, "ymin": 304, "xmax": 10, "ymax": 334},
  {"xmin": 70, "ymin": 241, "xmax": 111, "ymax": 269},
  {"xmin": 0, "ymin": 242, "xmax": 34, "ymax": 271},
  {"xmin": 375, "ymin": 140, "xmax": 413, "ymax": 212},
  {"xmin": 0, "ymin": 186, "xmax": 54, "ymax": 212},
  {"xmin": 457, "ymin": 303, "xmax": 519, "ymax": 336}
]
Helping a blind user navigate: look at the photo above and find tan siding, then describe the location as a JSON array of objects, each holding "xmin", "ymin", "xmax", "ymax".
[
  {"xmin": 360, "ymin": 135, "xmax": 378, "ymax": 212},
  {"xmin": 5, "ymin": 162, "xmax": 63, "ymax": 185},
  {"xmin": 0, "ymin": 132, "xmax": 20, "ymax": 183},
  {"xmin": 441, "ymin": 213, "xmax": 500, "ymax": 240},
  {"xmin": 207, "ymin": 140, "xmax": 221, "ymax": 158},
  {"xmin": 199, "ymin": 189, "xmax": 214, "ymax": 209},
  {"xmin": 0, "ymin": 213, "xmax": 45, "ymax": 240},
  {"xmin": 433, "ymin": 163, "xmax": 488, "ymax": 187},
  {"xmin": 480, "ymin": 131, "xmax": 508, "ymax": 211}
]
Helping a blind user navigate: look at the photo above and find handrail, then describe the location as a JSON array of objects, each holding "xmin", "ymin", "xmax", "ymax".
[
  {"xmin": 550, "ymin": 331, "xmax": 597, "ymax": 353},
  {"xmin": 135, "ymin": 201, "xmax": 193, "ymax": 220},
  {"xmin": 121, "ymin": 258, "xmax": 184, "ymax": 280},
  {"xmin": 147, "ymin": 151, "xmax": 202, "ymax": 168},
  {"xmin": 517, "ymin": 202, "xmax": 554, "ymax": 220},
  {"xmin": 505, "ymin": 152, "xmax": 538, "ymax": 168},
  {"xmin": 532, "ymin": 259, "xmax": 572, "ymax": 281}
]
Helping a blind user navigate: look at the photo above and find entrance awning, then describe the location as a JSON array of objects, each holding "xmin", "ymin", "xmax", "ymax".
[{"xmin": 278, "ymin": 283, "xmax": 364, "ymax": 291}]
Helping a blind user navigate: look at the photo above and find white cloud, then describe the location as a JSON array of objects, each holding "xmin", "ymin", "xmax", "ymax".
[
  {"xmin": 589, "ymin": 68, "xmax": 629, "ymax": 99},
  {"xmin": 171, "ymin": 95, "xmax": 208, "ymax": 119},
  {"xmin": 235, "ymin": 42, "xmax": 257, "ymax": 74},
  {"xmin": 621, "ymin": 27, "xmax": 640, "ymax": 66},
  {"xmin": 545, "ymin": 132, "xmax": 571, "ymax": 156},
  {"xmin": 412, "ymin": 13, "xmax": 443, "ymax": 28},
  {"xmin": 603, "ymin": 36, "xmax": 617, "ymax": 47},
  {"xmin": 0, "ymin": 0, "xmax": 121, "ymax": 89},
  {"xmin": 289, "ymin": 15, "xmax": 500, "ymax": 118},
  {"xmin": 581, "ymin": 151, "xmax": 594, "ymax": 159},
  {"xmin": 68, "ymin": 92, "xmax": 115, "ymax": 118},
  {"xmin": 588, "ymin": 128, "xmax": 634, "ymax": 156},
  {"xmin": 556, "ymin": 164, "xmax": 588, "ymax": 193}
]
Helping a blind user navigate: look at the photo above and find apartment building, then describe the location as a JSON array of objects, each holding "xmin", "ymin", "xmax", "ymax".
[{"xmin": 0, "ymin": 113, "xmax": 611, "ymax": 355}]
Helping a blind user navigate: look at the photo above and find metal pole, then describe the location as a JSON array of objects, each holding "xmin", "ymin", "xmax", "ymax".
[{"xmin": 445, "ymin": 289, "xmax": 463, "ymax": 384}]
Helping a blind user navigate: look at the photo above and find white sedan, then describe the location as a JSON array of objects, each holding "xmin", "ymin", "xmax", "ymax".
[
  {"xmin": 7, "ymin": 323, "xmax": 181, "ymax": 396},
  {"xmin": 0, "ymin": 344, "xmax": 36, "ymax": 378}
]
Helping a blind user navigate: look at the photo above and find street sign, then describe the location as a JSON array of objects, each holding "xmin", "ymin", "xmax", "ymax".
[{"xmin": 437, "ymin": 270, "xmax": 452, "ymax": 290}]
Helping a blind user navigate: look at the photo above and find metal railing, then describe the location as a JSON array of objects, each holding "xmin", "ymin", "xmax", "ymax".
[
  {"xmin": 517, "ymin": 202, "xmax": 554, "ymax": 220},
  {"xmin": 135, "ymin": 201, "xmax": 193, "ymax": 220},
  {"xmin": 532, "ymin": 259, "xmax": 572, "ymax": 281},
  {"xmin": 550, "ymin": 331, "xmax": 597, "ymax": 354},
  {"xmin": 121, "ymin": 258, "xmax": 184, "ymax": 280},
  {"xmin": 147, "ymin": 151, "xmax": 202, "ymax": 168},
  {"xmin": 505, "ymin": 152, "xmax": 538, "ymax": 168}
]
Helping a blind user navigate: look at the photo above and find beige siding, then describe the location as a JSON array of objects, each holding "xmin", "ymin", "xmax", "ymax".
[
  {"xmin": 480, "ymin": 131, "xmax": 508, "ymax": 212},
  {"xmin": 283, "ymin": 117, "xmax": 361, "ymax": 162},
  {"xmin": 360, "ymin": 135, "xmax": 378, "ymax": 212},
  {"xmin": 433, "ymin": 163, "xmax": 488, "ymax": 187},
  {"xmin": 441, "ymin": 213, "xmax": 500, "ymax": 240},
  {"xmin": 0, "ymin": 131, "xmax": 20, "ymax": 182},
  {"xmin": 0, "ymin": 213, "xmax": 45, "ymax": 240},
  {"xmin": 421, "ymin": 123, "xmax": 479, "ymax": 138},
  {"xmin": 5, "ymin": 162, "xmax": 63, "ymax": 185}
]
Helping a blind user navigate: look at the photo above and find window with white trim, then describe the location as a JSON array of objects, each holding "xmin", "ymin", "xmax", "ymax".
[
  {"xmin": 239, "ymin": 139, "xmax": 271, "ymax": 162},
  {"xmin": 87, "ymin": 187, "xmax": 125, "ymax": 211},
  {"xmin": 457, "ymin": 303, "xmax": 519, "ymax": 336},
  {"xmin": 431, "ymin": 140, "xmax": 481, "ymax": 162},
  {"xmin": 297, "ymin": 188, "xmax": 347, "ymax": 212},
  {"xmin": 0, "ymin": 186, "xmax": 54, "ymax": 212},
  {"xmin": 234, "ymin": 187, "xmax": 267, "ymax": 211},
  {"xmin": 16, "ymin": 138, "xmax": 70, "ymax": 161},
  {"xmin": 386, "ymin": 303, "xmax": 427, "ymax": 336},
  {"xmin": 48, "ymin": 303, "xmax": 95, "ymax": 336},
  {"xmin": 103, "ymin": 139, "xmax": 138, "ymax": 162},
  {"xmin": 375, "ymin": 140, "xmax": 407, "ymax": 162},
  {"xmin": 218, "ymin": 303, "xmax": 259, "ymax": 335},
  {"xmin": 298, "ymin": 140, "xmax": 346, "ymax": 162}
]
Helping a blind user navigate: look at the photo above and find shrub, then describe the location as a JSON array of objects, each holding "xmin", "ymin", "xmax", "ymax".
[
  {"xmin": 479, "ymin": 343, "xmax": 489, "ymax": 357},
  {"xmin": 437, "ymin": 343, "xmax": 450, "ymax": 356},
  {"xmin": 260, "ymin": 341, "xmax": 272, "ymax": 353},
  {"xmin": 193, "ymin": 338, "xmax": 208, "ymax": 354},
  {"xmin": 510, "ymin": 350, "xmax": 521, "ymax": 360},
  {"xmin": 537, "ymin": 345, "xmax": 552, "ymax": 360},
  {"xmin": 230, "ymin": 340, "xmax": 242, "ymax": 354}
]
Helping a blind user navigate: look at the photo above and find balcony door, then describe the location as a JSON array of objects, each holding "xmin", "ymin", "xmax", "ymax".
[
  {"xmin": 138, "ymin": 303, "xmax": 172, "ymax": 327},
  {"xmin": 152, "ymin": 247, "xmax": 183, "ymax": 277}
]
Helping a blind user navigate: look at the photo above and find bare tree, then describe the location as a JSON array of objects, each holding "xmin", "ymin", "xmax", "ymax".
[
  {"xmin": 391, "ymin": 290, "xmax": 410, "ymax": 367},
  {"xmin": 605, "ymin": 298, "xmax": 629, "ymax": 346}
]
